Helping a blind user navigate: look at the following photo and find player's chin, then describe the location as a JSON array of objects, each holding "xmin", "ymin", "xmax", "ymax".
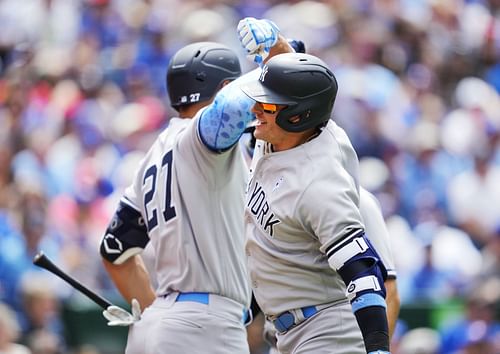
[{"xmin": 253, "ymin": 125, "xmax": 266, "ymax": 140}]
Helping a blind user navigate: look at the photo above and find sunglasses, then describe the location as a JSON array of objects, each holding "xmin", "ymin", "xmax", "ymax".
[{"xmin": 259, "ymin": 103, "xmax": 279, "ymax": 114}]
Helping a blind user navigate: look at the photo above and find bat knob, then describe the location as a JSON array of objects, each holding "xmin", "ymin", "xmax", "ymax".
[{"xmin": 33, "ymin": 251, "xmax": 45, "ymax": 265}]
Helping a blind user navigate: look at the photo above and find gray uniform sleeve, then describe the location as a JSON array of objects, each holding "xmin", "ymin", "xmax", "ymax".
[{"xmin": 298, "ymin": 162, "xmax": 365, "ymax": 249}]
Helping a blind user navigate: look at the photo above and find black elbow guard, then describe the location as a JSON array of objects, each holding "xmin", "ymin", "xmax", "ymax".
[
  {"xmin": 326, "ymin": 231, "xmax": 387, "ymax": 307},
  {"xmin": 100, "ymin": 200, "xmax": 149, "ymax": 264}
]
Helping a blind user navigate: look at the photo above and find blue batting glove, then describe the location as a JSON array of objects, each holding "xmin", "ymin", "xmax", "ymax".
[
  {"xmin": 237, "ymin": 17, "xmax": 280, "ymax": 65},
  {"xmin": 368, "ymin": 351, "xmax": 390, "ymax": 354}
]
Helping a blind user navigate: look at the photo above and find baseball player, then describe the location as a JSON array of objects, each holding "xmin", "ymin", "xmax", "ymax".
[
  {"xmin": 262, "ymin": 187, "xmax": 400, "ymax": 354},
  {"xmin": 98, "ymin": 34, "xmax": 297, "ymax": 353},
  {"xmin": 98, "ymin": 42, "xmax": 255, "ymax": 354},
  {"xmin": 237, "ymin": 18, "xmax": 391, "ymax": 354},
  {"xmin": 237, "ymin": 25, "xmax": 400, "ymax": 351}
]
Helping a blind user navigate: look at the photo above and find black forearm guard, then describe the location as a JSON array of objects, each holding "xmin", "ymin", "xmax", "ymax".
[{"xmin": 354, "ymin": 306, "xmax": 390, "ymax": 352}]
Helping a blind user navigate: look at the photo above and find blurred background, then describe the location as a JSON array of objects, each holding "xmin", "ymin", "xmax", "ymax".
[{"xmin": 0, "ymin": 0, "xmax": 499, "ymax": 353}]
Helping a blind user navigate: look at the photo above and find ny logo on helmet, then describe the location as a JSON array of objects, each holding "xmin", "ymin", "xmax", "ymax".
[{"xmin": 259, "ymin": 65, "xmax": 269, "ymax": 82}]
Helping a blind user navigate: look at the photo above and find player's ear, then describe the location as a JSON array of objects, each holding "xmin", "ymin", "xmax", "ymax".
[{"xmin": 220, "ymin": 79, "xmax": 233, "ymax": 88}]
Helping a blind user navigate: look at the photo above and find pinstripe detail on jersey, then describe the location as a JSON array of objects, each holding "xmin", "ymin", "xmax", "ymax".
[
  {"xmin": 263, "ymin": 142, "xmax": 273, "ymax": 155},
  {"xmin": 325, "ymin": 228, "xmax": 364, "ymax": 259}
]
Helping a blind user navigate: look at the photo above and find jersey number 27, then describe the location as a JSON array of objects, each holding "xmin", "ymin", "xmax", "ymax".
[{"xmin": 143, "ymin": 150, "xmax": 177, "ymax": 231}]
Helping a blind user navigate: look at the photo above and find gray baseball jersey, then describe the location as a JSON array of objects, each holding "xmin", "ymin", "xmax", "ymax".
[
  {"xmin": 245, "ymin": 119, "xmax": 365, "ymax": 316},
  {"xmin": 122, "ymin": 113, "xmax": 251, "ymax": 307},
  {"xmin": 265, "ymin": 187, "xmax": 397, "ymax": 353}
]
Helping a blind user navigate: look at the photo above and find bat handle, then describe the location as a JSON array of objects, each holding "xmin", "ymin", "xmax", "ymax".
[{"xmin": 33, "ymin": 251, "xmax": 113, "ymax": 309}]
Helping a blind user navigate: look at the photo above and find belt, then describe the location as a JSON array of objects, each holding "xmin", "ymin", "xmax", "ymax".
[
  {"xmin": 175, "ymin": 292, "xmax": 209, "ymax": 304},
  {"xmin": 272, "ymin": 303, "xmax": 331, "ymax": 334},
  {"xmin": 174, "ymin": 292, "xmax": 251, "ymax": 325}
]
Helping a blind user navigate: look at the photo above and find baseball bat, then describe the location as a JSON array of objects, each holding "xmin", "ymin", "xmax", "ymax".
[{"xmin": 33, "ymin": 251, "xmax": 112, "ymax": 309}]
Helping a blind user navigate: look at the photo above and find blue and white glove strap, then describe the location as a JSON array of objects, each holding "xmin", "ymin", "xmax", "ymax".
[{"xmin": 368, "ymin": 351, "xmax": 390, "ymax": 354}]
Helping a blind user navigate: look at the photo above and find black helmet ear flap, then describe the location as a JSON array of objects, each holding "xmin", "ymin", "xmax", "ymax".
[
  {"xmin": 276, "ymin": 107, "xmax": 321, "ymax": 132},
  {"xmin": 273, "ymin": 104, "xmax": 305, "ymax": 132},
  {"xmin": 274, "ymin": 80, "xmax": 336, "ymax": 132}
]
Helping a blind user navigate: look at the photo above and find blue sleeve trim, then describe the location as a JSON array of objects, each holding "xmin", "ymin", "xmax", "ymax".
[
  {"xmin": 351, "ymin": 293, "xmax": 386, "ymax": 313},
  {"xmin": 198, "ymin": 73, "xmax": 257, "ymax": 152}
]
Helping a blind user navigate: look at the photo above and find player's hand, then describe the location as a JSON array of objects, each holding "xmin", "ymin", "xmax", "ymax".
[
  {"xmin": 103, "ymin": 298, "xmax": 141, "ymax": 326},
  {"xmin": 237, "ymin": 17, "xmax": 280, "ymax": 65},
  {"xmin": 368, "ymin": 351, "xmax": 391, "ymax": 354}
]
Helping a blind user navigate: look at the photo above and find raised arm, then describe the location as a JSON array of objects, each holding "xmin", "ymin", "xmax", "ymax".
[{"xmin": 198, "ymin": 18, "xmax": 295, "ymax": 152}]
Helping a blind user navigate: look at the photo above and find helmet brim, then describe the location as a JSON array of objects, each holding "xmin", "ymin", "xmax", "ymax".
[{"xmin": 240, "ymin": 80, "xmax": 296, "ymax": 106}]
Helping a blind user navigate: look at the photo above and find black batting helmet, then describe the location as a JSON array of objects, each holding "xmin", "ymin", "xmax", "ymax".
[
  {"xmin": 166, "ymin": 42, "xmax": 241, "ymax": 109},
  {"xmin": 241, "ymin": 53, "xmax": 338, "ymax": 132}
]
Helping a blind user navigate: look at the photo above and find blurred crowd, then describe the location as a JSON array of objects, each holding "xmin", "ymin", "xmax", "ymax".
[{"xmin": 0, "ymin": 0, "xmax": 499, "ymax": 353}]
